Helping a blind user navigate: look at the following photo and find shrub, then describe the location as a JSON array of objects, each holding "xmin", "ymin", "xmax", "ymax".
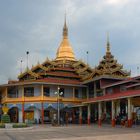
[
  {"xmin": 0, "ymin": 123, "xmax": 5, "ymax": 128},
  {"xmin": 13, "ymin": 123, "xmax": 28, "ymax": 128},
  {"xmin": 1, "ymin": 114, "xmax": 10, "ymax": 123}
]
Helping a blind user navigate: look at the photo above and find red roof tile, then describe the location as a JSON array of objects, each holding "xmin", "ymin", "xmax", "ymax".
[{"xmin": 84, "ymin": 89, "xmax": 140, "ymax": 103}]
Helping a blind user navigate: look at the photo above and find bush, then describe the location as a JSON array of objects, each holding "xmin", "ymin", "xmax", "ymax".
[
  {"xmin": 1, "ymin": 114, "xmax": 10, "ymax": 123},
  {"xmin": 0, "ymin": 123, "xmax": 5, "ymax": 128},
  {"xmin": 13, "ymin": 123, "xmax": 28, "ymax": 128}
]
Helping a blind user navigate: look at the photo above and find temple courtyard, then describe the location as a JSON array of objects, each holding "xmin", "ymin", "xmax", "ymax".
[{"xmin": 0, "ymin": 125, "xmax": 140, "ymax": 140}]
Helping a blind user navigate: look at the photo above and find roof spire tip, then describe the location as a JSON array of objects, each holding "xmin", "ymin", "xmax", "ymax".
[{"xmin": 106, "ymin": 32, "xmax": 110, "ymax": 52}]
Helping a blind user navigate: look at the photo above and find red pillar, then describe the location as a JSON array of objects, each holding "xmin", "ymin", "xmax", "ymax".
[
  {"xmin": 98, "ymin": 119, "xmax": 101, "ymax": 127},
  {"xmin": 128, "ymin": 119, "xmax": 132, "ymax": 127},
  {"xmin": 127, "ymin": 98, "xmax": 132, "ymax": 127},
  {"xmin": 41, "ymin": 102, "xmax": 44, "ymax": 124},
  {"xmin": 22, "ymin": 103, "xmax": 24, "ymax": 123},
  {"xmin": 112, "ymin": 119, "xmax": 116, "ymax": 127},
  {"xmin": 79, "ymin": 117, "xmax": 82, "ymax": 125},
  {"xmin": 87, "ymin": 117, "xmax": 90, "ymax": 125}
]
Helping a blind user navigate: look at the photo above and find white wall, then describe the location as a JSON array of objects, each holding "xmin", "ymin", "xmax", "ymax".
[{"xmin": 18, "ymin": 110, "xmax": 23, "ymax": 123}]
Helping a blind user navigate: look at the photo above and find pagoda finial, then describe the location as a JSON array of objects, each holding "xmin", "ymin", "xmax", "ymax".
[
  {"xmin": 106, "ymin": 32, "xmax": 110, "ymax": 53},
  {"xmin": 63, "ymin": 13, "xmax": 68, "ymax": 38}
]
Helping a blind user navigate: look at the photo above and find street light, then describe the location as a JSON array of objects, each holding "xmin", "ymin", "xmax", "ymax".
[{"xmin": 54, "ymin": 86, "xmax": 63, "ymax": 125}]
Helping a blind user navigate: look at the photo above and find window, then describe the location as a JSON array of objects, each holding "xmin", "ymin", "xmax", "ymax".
[
  {"xmin": 44, "ymin": 87, "xmax": 50, "ymax": 97},
  {"xmin": 8, "ymin": 87, "xmax": 18, "ymax": 98},
  {"xmin": 59, "ymin": 88, "xmax": 64, "ymax": 97},
  {"xmin": 24, "ymin": 87, "xmax": 34, "ymax": 97},
  {"xmin": 74, "ymin": 89, "xmax": 79, "ymax": 98}
]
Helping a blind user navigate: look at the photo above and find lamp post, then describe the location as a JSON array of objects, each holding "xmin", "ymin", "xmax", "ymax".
[{"xmin": 55, "ymin": 86, "xmax": 63, "ymax": 125}]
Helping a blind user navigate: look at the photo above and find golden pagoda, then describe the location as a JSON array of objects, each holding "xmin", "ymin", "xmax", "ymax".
[
  {"xmin": 55, "ymin": 17, "xmax": 75, "ymax": 61},
  {"xmin": 18, "ymin": 18, "xmax": 93, "ymax": 82}
]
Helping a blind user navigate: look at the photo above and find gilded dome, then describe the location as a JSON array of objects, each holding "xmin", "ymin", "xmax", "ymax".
[{"xmin": 55, "ymin": 19, "xmax": 76, "ymax": 61}]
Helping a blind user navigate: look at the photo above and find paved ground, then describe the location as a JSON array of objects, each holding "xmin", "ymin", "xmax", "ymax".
[{"xmin": 0, "ymin": 124, "xmax": 140, "ymax": 140}]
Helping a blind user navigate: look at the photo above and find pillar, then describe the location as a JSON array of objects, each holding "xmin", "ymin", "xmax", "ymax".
[
  {"xmin": 103, "ymin": 89, "xmax": 106, "ymax": 96},
  {"xmin": 79, "ymin": 107, "xmax": 82, "ymax": 124},
  {"xmin": 18, "ymin": 109, "xmax": 23, "ymax": 123},
  {"xmin": 94, "ymin": 82, "xmax": 97, "ymax": 97},
  {"xmin": 116, "ymin": 100, "xmax": 120, "ymax": 116},
  {"xmin": 128, "ymin": 98, "xmax": 132, "ymax": 127},
  {"xmin": 21, "ymin": 86, "xmax": 24, "ymax": 101},
  {"xmin": 5, "ymin": 87, "xmax": 7, "ymax": 98},
  {"xmin": 104, "ymin": 102, "xmax": 106, "ymax": 114},
  {"xmin": 22, "ymin": 103, "xmax": 24, "ymax": 123},
  {"xmin": 87, "ymin": 104, "xmax": 91, "ymax": 125},
  {"xmin": 41, "ymin": 85, "xmax": 44, "ymax": 100},
  {"xmin": 98, "ymin": 102, "xmax": 102, "ymax": 127},
  {"xmin": 73, "ymin": 87, "xmax": 75, "ymax": 100},
  {"xmin": 111, "ymin": 100, "xmax": 116, "ymax": 127},
  {"xmin": 41, "ymin": 102, "xmax": 44, "ymax": 124}
]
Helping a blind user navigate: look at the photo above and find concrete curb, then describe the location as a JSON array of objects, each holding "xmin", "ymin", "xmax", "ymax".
[{"xmin": 0, "ymin": 126, "xmax": 34, "ymax": 131}]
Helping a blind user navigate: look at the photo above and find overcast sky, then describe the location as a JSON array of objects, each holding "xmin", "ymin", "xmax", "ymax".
[{"xmin": 0, "ymin": 0, "xmax": 140, "ymax": 83}]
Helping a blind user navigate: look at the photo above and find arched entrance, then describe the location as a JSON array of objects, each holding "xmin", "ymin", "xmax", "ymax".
[
  {"xmin": 8, "ymin": 107, "xmax": 18, "ymax": 123},
  {"xmin": 44, "ymin": 106, "xmax": 56, "ymax": 124}
]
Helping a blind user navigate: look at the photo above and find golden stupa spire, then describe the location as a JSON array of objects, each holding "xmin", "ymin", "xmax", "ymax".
[
  {"xmin": 55, "ymin": 15, "xmax": 76, "ymax": 61},
  {"xmin": 63, "ymin": 13, "xmax": 68, "ymax": 38},
  {"xmin": 106, "ymin": 32, "xmax": 110, "ymax": 53}
]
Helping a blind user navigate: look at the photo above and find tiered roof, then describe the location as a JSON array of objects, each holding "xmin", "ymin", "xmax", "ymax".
[
  {"xmin": 17, "ymin": 22, "xmax": 130, "ymax": 84},
  {"xmin": 18, "ymin": 19, "xmax": 93, "ymax": 84},
  {"xmin": 89, "ymin": 35, "xmax": 130, "ymax": 79}
]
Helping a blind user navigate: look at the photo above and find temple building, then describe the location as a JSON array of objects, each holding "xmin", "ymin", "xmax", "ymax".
[{"xmin": 0, "ymin": 18, "xmax": 140, "ymax": 127}]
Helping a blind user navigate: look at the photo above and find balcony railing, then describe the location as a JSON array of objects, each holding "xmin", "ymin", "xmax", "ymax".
[{"xmin": 1, "ymin": 95, "xmax": 83, "ymax": 104}]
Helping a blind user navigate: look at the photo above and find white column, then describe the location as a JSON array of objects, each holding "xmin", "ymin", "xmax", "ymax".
[
  {"xmin": 127, "ymin": 98, "xmax": 132, "ymax": 127},
  {"xmin": 73, "ymin": 87, "xmax": 75, "ymax": 99},
  {"xmin": 18, "ymin": 110, "xmax": 23, "ymax": 123},
  {"xmin": 111, "ymin": 100, "xmax": 115, "ymax": 127},
  {"xmin": 128, "ymin": 98, "xmax": 132, "ymax": 119},
  {"xmin": 41, "ymin": 84, "xmax": 44, "ymax": 100},
  {"xmin": 128, "ymin": 98, "xmax": 132, "ymax": 127},
  {"xmin": 104, "ymin": 102, "xmax": 106, "ymax": 114},
  {"xmin": 116, "ymin": 100, "xmax": 120, "ymax": 116},
  {"xmin": 103, "ymin": 89, "xmax": 106, "ymax": 96},
  {"xmin": 87, "ymin": 104, "xmax": 91, "ymax": 125},
  {"xmin": 98, "ymin": 102, "xmax": 102, "ymax": 126}
]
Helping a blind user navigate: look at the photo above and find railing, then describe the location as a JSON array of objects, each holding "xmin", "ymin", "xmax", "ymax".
[{"xmin": 1, "ymin": 95, "xmax": 83, "ymax": 104}]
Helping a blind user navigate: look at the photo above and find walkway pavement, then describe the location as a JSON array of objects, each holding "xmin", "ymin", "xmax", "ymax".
[{"xmin": 0, "ymin": 124, "xmax": 139, "ymax": 140}]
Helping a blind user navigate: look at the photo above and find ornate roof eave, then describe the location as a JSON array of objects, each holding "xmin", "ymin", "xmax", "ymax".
[
  {"xmin": 72, "ymin": 60, "xmax": 83, "ymax": 68},
  {"xmin": 18, "ymin": 68, "xmax": 40, "ymax": 79}
]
